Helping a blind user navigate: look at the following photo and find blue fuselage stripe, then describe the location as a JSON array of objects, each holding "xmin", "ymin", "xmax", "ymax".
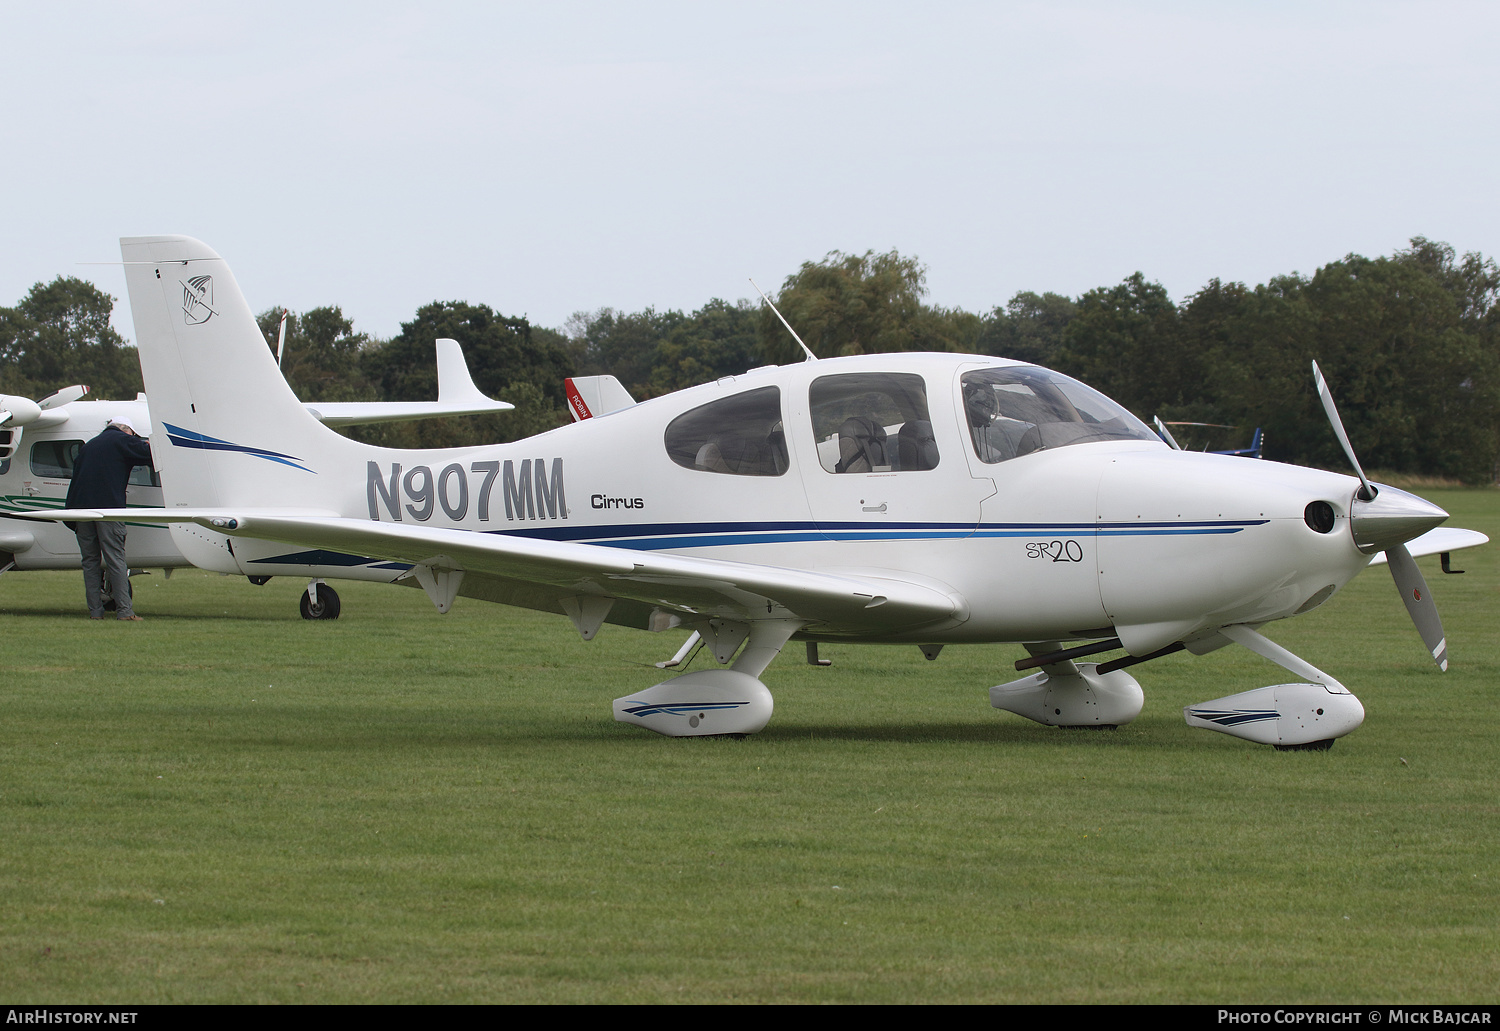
[
  {"xmin": 163, "ymin": 423, "xmax": 314, "ymax": 473},
  {"xmin": 246, "ymin": 518, "xmax": 1267, "ymax": 568},
  {"xmin": 492, "ymin": 519, "xmax": 1264, "ymax": 551}
]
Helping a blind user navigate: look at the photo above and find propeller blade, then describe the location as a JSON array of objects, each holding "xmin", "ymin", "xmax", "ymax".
[
  {"xmin": 1386, "ymin": 543, "xmax": 1448, "ymax": 671},
  {"xmin": 37, "ymin": 384, "xmax": 89, "ymax": 409},
  {"xmin": 1312, "ymin": 360, "xmax": 1376, "ymax": 501},
  {"xmin": 1153, "ymin": 416, "xmax": 1182, "ymax": 450}
]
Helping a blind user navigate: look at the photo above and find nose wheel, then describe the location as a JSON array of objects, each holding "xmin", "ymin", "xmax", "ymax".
[{"xmin": 300, "ymin": 581, "xmax": 341, "ymax": 620}]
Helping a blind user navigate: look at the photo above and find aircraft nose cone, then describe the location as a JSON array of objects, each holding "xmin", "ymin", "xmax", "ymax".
[{"xmin": 1350, "ymin": 485, "xmax": 1448, "ymax": 553}]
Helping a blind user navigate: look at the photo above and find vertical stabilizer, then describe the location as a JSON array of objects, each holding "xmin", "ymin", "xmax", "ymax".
[
  {"xmin": 563, "ymin": 375, "xmax": 636, "ymax": 422},
  {"xmin": 119, "ymin": 236, "xmax": 360, "ymax": 514}
]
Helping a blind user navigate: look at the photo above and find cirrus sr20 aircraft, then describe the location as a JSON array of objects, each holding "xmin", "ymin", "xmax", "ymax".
[{"xmin": 22, "ymin": 236, "xmax": 1489, "ymax": 750}]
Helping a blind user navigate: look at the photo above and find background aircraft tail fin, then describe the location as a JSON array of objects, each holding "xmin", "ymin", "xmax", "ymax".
[{"xmin": 564, "ymin": 375, "xmax": 636, "ymax": 421}]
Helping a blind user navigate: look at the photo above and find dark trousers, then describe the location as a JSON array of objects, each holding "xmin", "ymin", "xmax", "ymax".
[{"xmin": 76, "ymin": 522, "xmax": 133, "ymax": 618}]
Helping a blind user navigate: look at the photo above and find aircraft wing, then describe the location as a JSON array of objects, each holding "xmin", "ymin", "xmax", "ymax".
[
  {"xmin": 23, "ymin": 508, "xmax": 965, "ymax": 635},
  {"xmin": 1366, "ymin": 527, "xmax": 1489, "ymax": 565},
  {"xmin": 306, "ymin": 399, "xmax": 514, "ymax": 425}
]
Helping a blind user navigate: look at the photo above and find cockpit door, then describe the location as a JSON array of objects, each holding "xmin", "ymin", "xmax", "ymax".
[{"xmin": 789, "ymin": 366, "xmax": 994, "ymax": 544}]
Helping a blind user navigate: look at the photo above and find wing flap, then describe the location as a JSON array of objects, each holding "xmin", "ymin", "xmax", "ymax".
[
  {"xmin": 20, "ymin": 507, "xmax": 966, "ymax": 632},
  {"xmin": 225, "ymin": 514, "xmax": 964, "ymax": 633}
]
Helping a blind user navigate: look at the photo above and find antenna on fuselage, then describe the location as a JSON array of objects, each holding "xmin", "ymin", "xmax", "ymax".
[{"xmin": 749, "ymin": 278, "xmax": 817, "ymax": 362}]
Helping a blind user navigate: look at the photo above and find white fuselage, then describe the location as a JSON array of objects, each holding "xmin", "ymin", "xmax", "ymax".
[
  {"xmin": 182, "ymin": 353, "xmax": 1373, "ymax": 649},
  {"xmin": 0, "ymin": 398, "xmax": 182, "ymax": 570}
]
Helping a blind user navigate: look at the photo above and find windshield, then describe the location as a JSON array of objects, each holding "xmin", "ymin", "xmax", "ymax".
[{"xmin": 960, "ymin": 366, "xmax": 1158, "ymax": 464}]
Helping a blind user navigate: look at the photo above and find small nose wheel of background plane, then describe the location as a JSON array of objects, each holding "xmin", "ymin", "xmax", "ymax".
[{"xmin": 300, "ymin": 580, "xmax": 341, "ymax": 620}]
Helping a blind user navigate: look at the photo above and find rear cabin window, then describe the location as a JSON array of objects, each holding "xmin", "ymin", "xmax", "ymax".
[
  {"xmin": 808, "ymin": 372, "xmax": 939, "ymax": 473},
  {"xmin": 664, "ymin": 386, "xmax": 788, "ymax": 476},
  {"xmin": 27, "ymin": 438, "xmax": 158, "ymax": 486},
  {"xmin": 30, "ymin": 440, "xmax": 83, "ymax": 478}
]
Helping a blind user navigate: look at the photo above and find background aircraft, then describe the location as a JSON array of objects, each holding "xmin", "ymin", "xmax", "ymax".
[
  {"xmin": 0, "ymin": 339, "xmax": 511, "ymax": 617},
  {"xmin": 1156, "ymin": 421, "xmax": 1265, "ymax": 459},
  {"xmin": 27, "ymin": 236, "xmax": 1489, "ymax": 749}
]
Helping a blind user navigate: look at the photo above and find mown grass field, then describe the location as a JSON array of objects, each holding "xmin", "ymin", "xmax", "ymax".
[{"xmin": 1, "ymin": 489, "xmax": 1496, "ymax": 1004}]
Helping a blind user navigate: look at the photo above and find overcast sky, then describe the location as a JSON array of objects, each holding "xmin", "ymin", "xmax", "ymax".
[{"xmin": 3, "ymin": 1, "xmax": 1497, "ymax": 344}]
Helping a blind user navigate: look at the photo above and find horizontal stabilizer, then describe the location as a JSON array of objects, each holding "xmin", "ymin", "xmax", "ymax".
[{"xmin": 1366, "ymin": 527, "xmax": 1489, "ymax": 565}]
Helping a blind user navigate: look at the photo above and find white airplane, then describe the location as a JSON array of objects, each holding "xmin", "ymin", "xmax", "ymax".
[
  {"xmin": 22, "ymin": 235, "xmax": 1489, "ymax": 750},
  {"xmin": 0, "ymin": 337, "xmax": 512, "ymax": 618}
]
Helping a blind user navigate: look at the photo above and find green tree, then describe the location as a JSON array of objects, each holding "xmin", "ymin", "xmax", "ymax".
[
  {"xmin": 1268, "ymin": 250, "xmax": 1496, "ymax": 480},
  {"xmin": 1398, "ymin": 236, "xmax": 1500, "ymax": 324},
  {"xmin": 975, "ymin": 290, "xmax": 1077, "ymax": 367},
  {"xmin": 562, "ymin": 299, "xmax": 766, "ymax": 400},
  {"xmin": 256, "ymin": 306, "xmax": 377, "ymax": 405},
  {"xmin": 1171, "ymin": 242, "xmax": 1500, "ymax": 482},
  {"xmin": 756, "ymin": 249, "xmax": 974, "ymax": 363},
  {"xmin": 644, "ymin": 299, "xmax": 763, "ymax": 396},
  {"xmin": 0, "ymin": 277, "xmax": 142, "ymax": 400},
  {"xmin": 565, "ymin": 307, "xmax": 687, "ymax": 397},
  {"xmin": 1053, "ymin": 272, "xmax": 1185, "ymax": 417},
  {"xmin": 359, "ymin": 301, "xmax": 574, "ymax": 448}
]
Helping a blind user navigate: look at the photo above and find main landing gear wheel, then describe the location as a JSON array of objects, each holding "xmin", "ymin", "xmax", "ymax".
[
  {"xmin": 300, "ymin": 583, "xmax": 341, "ymax": 620},
  {"xmin": 101, "ymin": 575, "xmax": 132, "ymax": 613},
  {"xmin": 1274, "ymin": 738, "xmax": 1336, "ymax": 752}
]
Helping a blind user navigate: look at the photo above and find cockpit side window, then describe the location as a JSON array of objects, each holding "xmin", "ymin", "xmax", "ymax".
[
  {"xmin": 809, "ymin": 373, "xmax": 939, "ymax": 473},
  {"xmin": 961, "ymin": 367, "xmax": 1158, "ymax": 464},
  {"xmin": 128, "ymin": 465, "xmax": 160, "ymax": 487},
  {"xmin": 664, "ymin": 385, "xmax": 788, "ymax": 476}
]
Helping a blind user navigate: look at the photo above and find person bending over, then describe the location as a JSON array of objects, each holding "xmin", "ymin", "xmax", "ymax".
[{"xmin": 65, "ymin": 418, "xmax": 154, "ymax": 621}]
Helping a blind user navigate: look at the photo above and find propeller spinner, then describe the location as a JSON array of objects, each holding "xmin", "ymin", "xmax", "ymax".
[
  {"xmin": 0, "ymin": 385, "xmax": 89, "ymax": 427},
  {"xmin": 1312, "ymin": 361, "xmax": 1451, "ymax": 670}
]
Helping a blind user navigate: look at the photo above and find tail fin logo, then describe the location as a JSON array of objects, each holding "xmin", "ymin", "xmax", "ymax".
[{"xmin": 181, "ymin": 275, "xmax": 217, "ymax": 325}]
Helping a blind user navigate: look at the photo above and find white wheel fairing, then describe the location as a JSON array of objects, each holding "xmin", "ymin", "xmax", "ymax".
[
  {"xmin": 989, "ymin": 664, "xmax": 1144, "ymax": 727},
  {"xmin": 614, "ymin": 670, "xmax": 773, "ymax": 737},
  {"xmin": 1184, "ymin": 683, "xmax": 1365, "ymax": 746}
]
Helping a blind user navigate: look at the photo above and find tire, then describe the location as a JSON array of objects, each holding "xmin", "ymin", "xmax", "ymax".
[
  {"xmin": 101, "ymin": 575, "xmax": 132, "ymax": 613},
  {"xmin": 299, "ymin": 583, "xmax": 341, "ymax": 620}
]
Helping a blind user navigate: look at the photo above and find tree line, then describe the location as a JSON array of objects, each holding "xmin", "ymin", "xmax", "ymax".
[{"xmin": 2, "ymin": 237, "xmax": 1496, "ymax": 482}]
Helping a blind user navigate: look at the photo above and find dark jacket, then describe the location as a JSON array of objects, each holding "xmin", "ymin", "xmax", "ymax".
[{"xmin": 65, "ymin": 426, "xmax": 154, "ymax": 511}]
